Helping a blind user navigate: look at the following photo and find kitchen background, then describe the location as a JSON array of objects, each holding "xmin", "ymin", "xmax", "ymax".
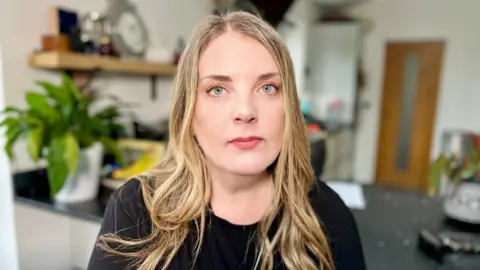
[{"xmin": 2, "ymin": 0, "xmax": 480, "ymax": 269}]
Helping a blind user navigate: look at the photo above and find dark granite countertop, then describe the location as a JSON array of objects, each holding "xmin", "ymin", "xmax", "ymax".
[
  {"xmin": 13, "ymin": 168, "xmax": 111, "ymax": 223},
  {"xmin": 356, "ymin": 185, "xmax": 480, "ymax": 270},
  {"xmin": 13, "ymin": 169, "xmax": 480, "ymax": 270}
]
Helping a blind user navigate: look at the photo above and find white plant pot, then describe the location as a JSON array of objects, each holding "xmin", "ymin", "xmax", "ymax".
[
  {"xmin": 54, "ymin": 142, "xmax": 104, "ymax": 203},
  {"xmin": 443, "ymin": 181, "xmax": 480, "ymax": 224}
]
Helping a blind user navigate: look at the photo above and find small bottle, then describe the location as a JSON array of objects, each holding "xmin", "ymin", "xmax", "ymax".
[
  {"xmin": 98, "ymin": 18, "xmax": 118, "ymax": 57},
  {"xmin": 99, "ymin": 35, "xmax": 117, "ymax": 57}
]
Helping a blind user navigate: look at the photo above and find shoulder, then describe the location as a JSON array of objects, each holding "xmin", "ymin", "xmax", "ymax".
[
  {"xmin": 112, "ymin": 177, "xmax": 144, "ymax": 205},
  {"xmin": 101, "ymin": 178, "xmax": 151, "ymax": 238},
  {"xmin": 88, "ymin": 179, "xmax": 151, "ymax": 269},
  {"xmin": 308, "ymin": 180, "xmax": 366, "ymax": 270},
  {"xmin": 308, "ymin": 180, "xmax": 353, "ymax": 226},
  {"xmin": 109, "ymin": 178, "xmax": 146, "ymax": 215}
]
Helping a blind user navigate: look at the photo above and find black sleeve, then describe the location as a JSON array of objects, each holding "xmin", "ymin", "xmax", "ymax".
[
  {"xmin": 87, "ymin": 179, "xmax": 151, "ymax": 270},
  {"xmin": 309, "ymin": 180, "xmax": 366, "ymax": 270}
]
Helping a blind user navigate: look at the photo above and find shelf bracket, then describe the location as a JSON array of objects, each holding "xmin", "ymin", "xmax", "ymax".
[{"xmin": 150, "ymin": 75, "xmax": 157, "ymax": 100}]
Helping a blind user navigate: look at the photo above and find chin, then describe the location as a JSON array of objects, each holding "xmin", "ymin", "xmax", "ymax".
[
  {"xmin": 226, "ymin": 156, "xmax": 276, "ymax": 176},
  {"xmin": 228, "ymin": 165, "xmax": 268, "ymax": 176}
]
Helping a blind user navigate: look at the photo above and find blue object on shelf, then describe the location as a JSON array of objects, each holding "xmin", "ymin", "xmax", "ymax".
[{"xmin": 301, "ymin": 100, "xmax": 311, "ymax": 114}]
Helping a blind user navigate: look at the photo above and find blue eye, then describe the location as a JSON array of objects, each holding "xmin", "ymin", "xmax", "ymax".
[
  {"xmin": 209, "ymin": 86, "xmax": 225, "ymax": 96},
  {"xmin": 261, "ymin": 84, "xmax": 277, "ymax": 94}
]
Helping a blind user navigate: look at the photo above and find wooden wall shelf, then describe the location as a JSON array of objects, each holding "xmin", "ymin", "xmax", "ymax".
[{"xmin": 28, "ymin": 52, "xmax": 177, "ymax": 76}]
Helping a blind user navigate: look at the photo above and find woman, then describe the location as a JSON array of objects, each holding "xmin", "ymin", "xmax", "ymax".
[{"xmin": 88, "ymin": 11, "xmax": 365, "ymax": 270}]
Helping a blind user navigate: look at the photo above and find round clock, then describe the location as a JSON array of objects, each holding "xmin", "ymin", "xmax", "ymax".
[{"xmin": 106, "ymin": 0, "xmax": 149, "ymax": 58}]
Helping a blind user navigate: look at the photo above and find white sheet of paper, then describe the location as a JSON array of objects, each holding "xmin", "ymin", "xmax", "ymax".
[{"xmin": 326, "ymin": 181, "xmax": 366, "ymax": 210}]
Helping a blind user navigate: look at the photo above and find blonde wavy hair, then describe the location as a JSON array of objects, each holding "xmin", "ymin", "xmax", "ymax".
[{"xmin": 99, "ymin": 11, "xmax": 334, "ymax": 270}]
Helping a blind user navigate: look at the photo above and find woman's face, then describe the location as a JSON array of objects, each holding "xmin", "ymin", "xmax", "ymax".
[{"xmin": 193, "ymin": 31, "xmax": 285, "ymax": 176}]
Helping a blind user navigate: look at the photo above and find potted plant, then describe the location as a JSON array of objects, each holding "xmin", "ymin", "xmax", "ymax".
[
  {"xmin": 429, "ymin": 132, "xmax": 480, "ymax": 224},
  {"xmin": 0, "ymin": 73, "xmax": 124, "ymax": 203}
]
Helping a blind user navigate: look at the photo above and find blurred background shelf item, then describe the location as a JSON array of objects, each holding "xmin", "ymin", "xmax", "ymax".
[
  {"xmin": 101, "ymin": 139, "xmax": 166, "ymax": 190},
  {"xmin": 28, "ymin": 51, "xmax": 177, "ymax": 76}
]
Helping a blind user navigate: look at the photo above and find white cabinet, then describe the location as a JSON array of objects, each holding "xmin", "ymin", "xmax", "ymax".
[
  {"xmin": 14, "ymin": 203, "xmax": 101, "ymax": 270},
  {"xmin": 306, "ymin": 23, "xmax": 361, "ymax": 125},
  {"xmin": 71, "ymin": 219, "xmax": 102, "ymax": 270}
]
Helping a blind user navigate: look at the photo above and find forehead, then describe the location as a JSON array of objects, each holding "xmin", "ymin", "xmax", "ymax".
[{"xmin": 198, "ymin": 31, "xmax": 278, "ymax": 77}]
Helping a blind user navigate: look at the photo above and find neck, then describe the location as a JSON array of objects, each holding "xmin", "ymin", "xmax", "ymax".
[{"xmin": 209, "ymin": 168, "xmax": 274, "ymax": 226}]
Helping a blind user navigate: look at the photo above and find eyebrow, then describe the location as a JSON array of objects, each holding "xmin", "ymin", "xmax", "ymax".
[{"xmin": 199, "ymin": 72, "xmax": 280, "ymax": 82}]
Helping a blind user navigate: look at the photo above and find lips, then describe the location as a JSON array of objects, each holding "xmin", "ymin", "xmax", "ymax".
[{"xmin": 229, "ymin": 136, "xmax": 263, "ymax": 150}]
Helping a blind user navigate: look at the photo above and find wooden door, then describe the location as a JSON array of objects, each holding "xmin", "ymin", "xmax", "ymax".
[{"xmin": 375, "ymin": 41, "xmax": 445, "ymax": 192}]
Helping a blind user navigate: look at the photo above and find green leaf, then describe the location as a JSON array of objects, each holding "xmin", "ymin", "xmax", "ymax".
[
  {"xmin": 25, "ymin": 92, "xmax": 59, "ymax": 121},
  {"xmin": 1, "ymin": 106, "xmax": 23, "ymax": 114},
  {"xmin": 58, "ymin": 102, "xmax": 74, "ymax": 120},
  {"xmin": 107, "ymin": 123, "xmax": 126, "ymax": 136},
  {"xmin": 26, "ymin": 108, "xmax": 47, "ymax": 120},
  {"xmin": 441, "ymin": 155, "xmax": 456, "ymax": 178},
  {"xmin": 467, "ymin": 148, "xmax": 480, "ymax": 165},
  {"xmin": 46, "ymin": 137, "xmax": 69, "ymax": 197},
  {"xmin": 26, "ymin": 92, "xmax": 50, "ymax": 109},
  {"xmin": 6, "ymin": 124, "xmax": 20, "ymax": 138},
  {"xmin": 460, "ymin": 164, "xmax": 478, "ymax": 180},
  {"xmin": 50, "ymin": 119, "xmax": 70, "ymax": 138},
  {"xmin": 74, "ymin": 128, "xmax": 95, "ymax": 148},
  {"xmin": 36, "ymin": 81, "xmax": 70, "ymax": 104},
  {"xmin": 77, "ymin": 95, "xmax": 94, "ymax": 112},
  {"xmin": 45, "ymin": 133, "xmax": 80, "ymax": 197},
  {"xmin": 27, "ymin": 124, "xmax": 44, "ymax": 162},
  {"xmin": 64, "ymin": 133, "xmax": 80, "ymax": 175},
  {"xmin": 100, "ymin": 137, "xmax": 124, "ymax": 166},
  {"xmin": 95, "ymin": 106, "xmax": 120, "ymax": 119},
  {"xmin": 4, "ymin": 126, "xmax": 23, "ymax": 159},
  {"xmin": 2, "ymin": 116, "xmax": 32, "ymax": 160},
  {"xmin": 4, "ymin": 140, "xmax": 16, "ymax": 159},
  {"xmin": 0, "ymin": 117, "xmax": 20, "ymax": 128},
  {"xmin": 61, "ymin": 73, "xmax": 82, "ymax": 100},
  {"xmin": 89, "ymin": 116, "xmax": 110, "ymax": 136},
  {"xmin": 428, "ymin": 154, "xmax": 447, "ymax": 196}
]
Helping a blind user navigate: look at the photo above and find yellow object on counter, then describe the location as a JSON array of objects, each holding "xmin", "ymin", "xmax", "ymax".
[{"xmin": 111, "ymin": 139, "xmax": 166, "ymax": 180}]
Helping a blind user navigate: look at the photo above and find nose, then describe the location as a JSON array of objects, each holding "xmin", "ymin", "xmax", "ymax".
[{"xmin": 233, "ymin": 94, "xmax": 258, "ymax": 124}]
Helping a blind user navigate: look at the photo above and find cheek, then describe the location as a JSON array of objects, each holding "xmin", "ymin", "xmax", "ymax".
[
  {"xmin": 192, "ymin": 100, "xmax": 225, "ymax": 149},
  {"xmin": 264, "ymin": 102, "xmax": 286, "ymax": 140},
  {"xmin": 193, "ymin": 104, "xmax": 210, "ymax": 138}
]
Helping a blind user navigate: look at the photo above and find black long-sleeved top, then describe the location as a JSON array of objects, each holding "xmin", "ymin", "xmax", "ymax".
[{"xmin": 88, "ymin": 179, "xmax": 366, "ymax": 270}]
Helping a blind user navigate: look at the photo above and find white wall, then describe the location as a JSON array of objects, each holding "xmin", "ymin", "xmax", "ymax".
[
  {"xmin": 0, "ymin": 47, "xmax": 19, "ymax": 270},
  {"xmin": 0, "ymin": 0, "xmax": 211, "ymax": 172},
  {"xmin": 351, "ymin": 0, "xmax": 480, "ymax": 183}
]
